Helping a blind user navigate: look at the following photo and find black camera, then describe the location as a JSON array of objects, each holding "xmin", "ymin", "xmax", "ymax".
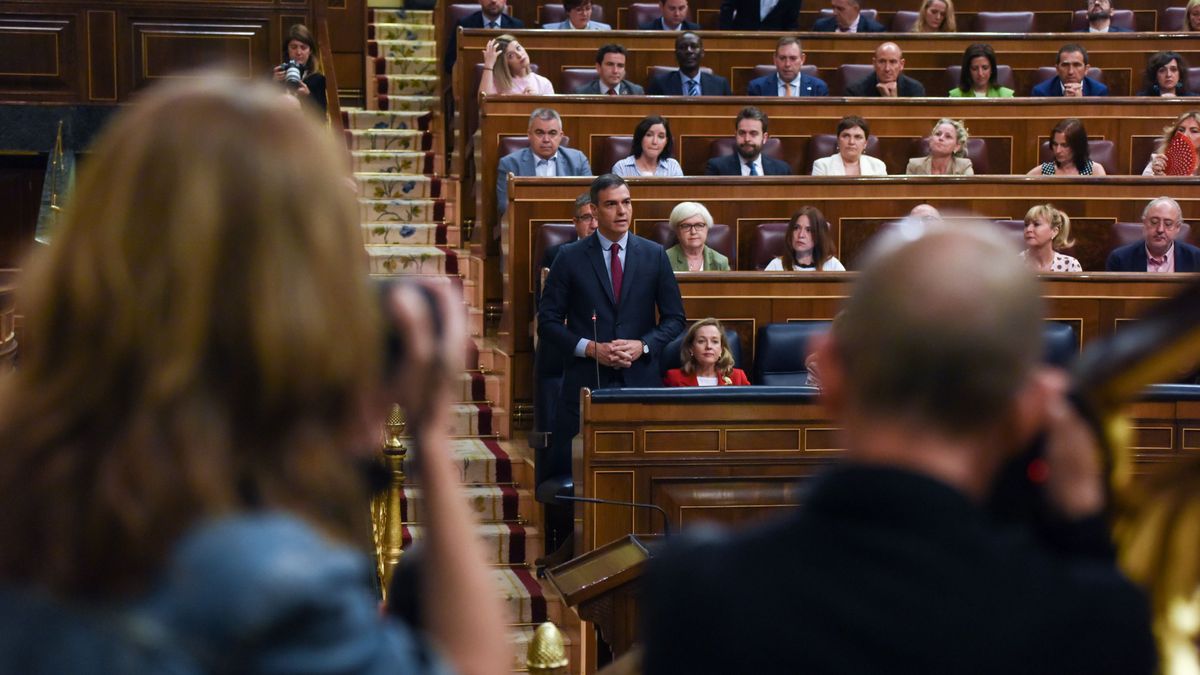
[
  {"xmin": 377, "ymin": 279, "xmax": 444, "ymax": 378},
  {"xmin": 280, "ymin": 60, "xmax": 306, "ymax": 89}
]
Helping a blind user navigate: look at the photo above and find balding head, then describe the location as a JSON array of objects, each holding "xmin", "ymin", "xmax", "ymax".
[
  {"xmin": 873, "ymin": 42, "xmax": 905, "ymax": 84},
  {"xmin": 835, "ymin": 226, "xmax": 1042, "ymax": 437}
]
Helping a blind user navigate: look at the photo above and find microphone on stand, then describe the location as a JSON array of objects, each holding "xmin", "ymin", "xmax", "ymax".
[
  {"xmin": 592, "ymin": 310, "xmax": 600, "ymax": 390},
  {"xmin": 555, "ymin": 494, "xmax": 673, "ymax": 537}
]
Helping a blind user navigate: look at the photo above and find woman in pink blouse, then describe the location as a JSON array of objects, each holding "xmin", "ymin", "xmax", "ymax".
[{"xmin": 480, "ymin": 35, "xmax": 555, "ymax": 96}]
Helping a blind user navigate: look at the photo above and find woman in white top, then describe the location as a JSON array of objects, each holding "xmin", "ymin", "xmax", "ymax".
[
  {"xmin": 480, "ymin": 35, "xmax": 555, "ymax": 95},
  {"xmin": 611, "ymin": 114, "xmax": 684, "ymax": 177},
  {"xmin": 764, "ymin": 206, "xmax": 846, "ymax": 271},
  {"xmin": 812, "ymin": 115, "xmax": 888, "ymax": 176},
  {"xmin": 1019, "ymin": 203, "xmax": 1082, "ymax": 272}
]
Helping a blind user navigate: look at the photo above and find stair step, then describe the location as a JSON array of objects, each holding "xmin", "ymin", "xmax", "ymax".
[
  {"xmin": 366, "ymin": 244, "xmax": 458, "ymax": 275},
  {"xmin": 346, "ymin": 128, "xmax": 430, "ymax": 152},
  {"xmin": 402, "ymin": 522, "xmax": 541, "ymax": 568},
  {"xmin": 356, "ymin": 173, "xmax": 440, "ymax": 199},
  {"xmin": 401, "ymin": 484, "xmax": 535, "ymax": 523},
  {"xmin": 359, "ymin": 198, "xmax": 444, "ymax": 224},
  {"xmin": 372, "ymin": 55, "xmax": 438, "ymax": 76},
  {"xmin": 362, "ymin": 222, "xmax": 457, "ymax": 247},
  {"xmin": 370, "ymin": 23, "xmax": 436, "ymax": 41},
  {"xmin": 374, "ymin": 74, "xmax": 438, "ymax": 97},
  {"xmin": 494, "ymin": 567, "xmax": 557, "ymax": 625},
  {"xmin": 368, "ymin": 40, "xmax": 438, "ymax": 60},
  {"xmin": 374, "ymin": 95, "xmax": 439, "ymax": 112},
  {"xmin": 367, "ymin": 8, "xmax": 434, "ymax": 24},
  {"xmin": 352, "ymin": 150, "xmax": 434, "ymax": 174},
  {"xmin": 342, "ymin": 108, "xmax": 431, "ymax": 131},
  {"xmin": 397, "ymin": 438, "xmax": 530, "ymax": 486}
]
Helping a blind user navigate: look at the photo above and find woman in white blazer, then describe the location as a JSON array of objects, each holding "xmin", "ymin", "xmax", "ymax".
[{"xmin": 812, "ymin": 115, "xmax": 888, "ymax": 176}]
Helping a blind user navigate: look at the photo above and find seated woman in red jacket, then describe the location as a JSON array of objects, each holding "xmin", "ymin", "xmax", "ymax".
[{"xmin": 663, "ymin": 318, "xmax": 751, "ymax": 387}]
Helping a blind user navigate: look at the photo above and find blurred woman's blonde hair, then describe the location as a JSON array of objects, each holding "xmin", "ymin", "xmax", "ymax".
[
  {"xmin": 0, "ymin": 74, "xmax": 380, "ymax": 596},
  {"xmin": 1024, "ymin": 203, "xmax": 1075, "ymax": 250}
]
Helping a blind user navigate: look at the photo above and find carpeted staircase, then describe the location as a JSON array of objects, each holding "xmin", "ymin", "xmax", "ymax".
[{"xmin": 345, "ymin": 7, "xmax": 574, "ymax": 672}]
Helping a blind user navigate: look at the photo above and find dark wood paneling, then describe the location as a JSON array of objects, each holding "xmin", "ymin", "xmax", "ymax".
[
  {"xmin": 131, "ymin": 19, "xmax": 269, "ymax": 87},
  {"xmin": 87, "ymin": 10, "xmax": 116, "ymax": 100},
  {"xmin": 0, "ymin": 153, "xmax": 44, "ymax": 267},
  {"xmin": 0, "ymin": 15, "xmax": 79, "ymax": 98}
]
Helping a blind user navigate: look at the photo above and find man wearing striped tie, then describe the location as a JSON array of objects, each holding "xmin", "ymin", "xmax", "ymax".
[
  {"xmin": 747, "ymin": 37, "xmax": 830, "ymax": 97},
  {"xmin": 646, "ymin": 32, "xmax": 733, "ymax": 96}
]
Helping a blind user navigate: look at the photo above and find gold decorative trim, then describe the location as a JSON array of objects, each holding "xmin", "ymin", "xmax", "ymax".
[
  {"xmin": 593, "ymin": 430, "xmax": 635, "ymax": 454},
  {"xmin": 642, "ymin": 427, "xmax": 721, "ymax": 453},
  {"xmin": 589, "ymin": 469, "xmax": 636, "ymax": 549},
  {"xmin": 0, "ymin": 27, "xmax": 60, "ymax": 77},
  {"xmin": 1130, "ymin": 425, "xmax": 1174, "ymax": 451},
  {"xmin": 724, "ymin": 427, "xmax": 802, "ymax": 453},
  {"xmin": 86, "ymin": 11, "xmax": 118, "ymax": 101},
  {"xmin": 802, "ymin": 426, "xmax": 845, "ymax": 453}
]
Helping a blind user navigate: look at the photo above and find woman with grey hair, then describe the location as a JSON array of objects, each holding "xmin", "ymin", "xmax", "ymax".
[
  {"xmin": 665, "ymin": 202, "xmax": 731, "ymax": 272},
  {"xmin": 906, "ymin": 119, "xmax": 974, "ymax": 175}
]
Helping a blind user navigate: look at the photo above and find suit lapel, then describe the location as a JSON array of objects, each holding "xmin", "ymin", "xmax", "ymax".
[
  {"xmin": 520, "ymin": 148, "xmax": 536, "ymax": 175},
  {"xmin": 587, "ymin": 235, "xmax": 617, "ymax": 306}
]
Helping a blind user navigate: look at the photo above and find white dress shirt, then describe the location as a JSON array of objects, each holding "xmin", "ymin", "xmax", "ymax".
[
  {"xmin": 574, "ymin": 231, "xmax": 630, "ymax": 356},
  {"xmin": 535, "ymin": 154, "xmax": 559, "ymax": 177}
]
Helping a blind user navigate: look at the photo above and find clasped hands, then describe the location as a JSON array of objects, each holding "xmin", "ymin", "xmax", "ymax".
[
  {"xmin": 875, "ymin": 81, "xmax": 899, "ymax": 97},
  {"xmin": 587, "ymin": 339, "xmax": 644, "ymax": 369}
]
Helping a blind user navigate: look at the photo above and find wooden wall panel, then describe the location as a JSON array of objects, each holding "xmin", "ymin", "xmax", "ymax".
[
  {"xmin": 131, "ymin": 20, "xmax": 268, "ymax": 87},
  {"xmin": 0, "ymin": 14, "xmax": 79, "ymax": 99},
  {"xmin": 87, "ymin": 10, "xmax": 117, "ymax": 100}
]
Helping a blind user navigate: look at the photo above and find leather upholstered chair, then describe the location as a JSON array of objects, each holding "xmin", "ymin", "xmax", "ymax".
[
  {"xmin": 910, "ymin": 137, "xmax": 991, "ymax": 174},
  {"xmin": 1037, "ymin": 139, "xmax": 1116, "ymax": 176},
  {"xmin": 630, "ymin": 2, "xmax": 663, "ymax": 26},
  {"xmin": 709, "ymin": 136, "xmax": 783, "ymax": 161},
  {"xmin": 1162, "ymin": 7, "xmax": 1187, "ymax": 30},
  {"xmin": 752, "ymin": 322, "xmax": 831, "ymax": 386},
  {"xmin": 750, "ymin": 221, "xmax": 790, "ymax": 270},
  {"xmin": 1113, "ymin": 221, "xmax": 1192, "ymax": 246},
  {"xmin": 595, "ymin": 136, "xmax": 634, "ymax": 174},
  {"xmin": 1033, "ymin": 66, "xmax": 1104, "ymax": 88},
  {"xmin": 991, "ymin": 219, "xmax": 1028, "ymax": 251},
  {"xmin": 974, "ymin": 11, "xmax": 1035, "ymax": 32},
  {"xmin": 837, "ymin": 64, "xmax": 875, "ymax": 95},
  {"xmin": 659, "ymin": 327, "xmax": 744, "ymax": 376},
  {"xmin": 498, "ymin": 133, "xmax": 570, "ymax": 158},
  {"xmin": 561, "ymin": 68, "xmax": 597, "ymax": 93},
  {"xmin": 806, "ymin": 134, "xmax": 881, "ymax": 175},
  {"xmin": 815, "ymin": 7, "xmax": 877, "ymax": 22},
  {"xmin": 890, "ymin": 10, "xmax": 920, "ymax": 31},
  {"xmin": 450, "ymin": 3, "xmax": 483, "ymax": 24},
  {"xmin": 647, "ymin": 220, "xmax": 737, "ymax": 265},
  {"xmin": 1043, "ymin": 322, "xmax": 1079, "ymax": 368}
]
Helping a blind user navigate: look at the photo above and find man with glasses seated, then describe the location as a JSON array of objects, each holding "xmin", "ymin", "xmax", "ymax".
[
  {"xmin": 497, "ymin": 108, "xmax": 592, "ymax": 217},
  {"xmin": 1106, "ymin": 197, "xmax": 1200, "ymax": 272}
]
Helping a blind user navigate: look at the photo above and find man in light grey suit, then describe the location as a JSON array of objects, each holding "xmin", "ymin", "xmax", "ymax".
[
  {"xmin": 573, "ymin": 44, "xmax": 646, "ymax": 95},
  {"xmin": 542, "ymin": 0, "xmax": 612, "ymax": 29},
  {"xmin": 497, "ymin": 108, "xmax": 592, "ymax": 217}
]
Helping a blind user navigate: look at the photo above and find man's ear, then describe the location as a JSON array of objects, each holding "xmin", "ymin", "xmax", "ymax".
[{"xmin": 811, "ymin": 332, "xmax": 846, "ymax": 413}]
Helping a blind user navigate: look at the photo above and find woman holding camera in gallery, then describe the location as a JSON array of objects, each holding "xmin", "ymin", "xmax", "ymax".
[{"xmin": 273, "ymin": 24, "xmax": 328, "ymax": 115}]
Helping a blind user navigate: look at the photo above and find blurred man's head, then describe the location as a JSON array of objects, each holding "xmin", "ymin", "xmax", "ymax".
[
  {"xmin": 572, "ymin": 193, "xmax": 597, "ymax": 238},
  {"xmin": 774, "ymin": 37, "xmax": 806, "ymax": 83},
  {"xmin": 873, "ymin": 42, "xmax": 905, "ymax": 84},
  {"xmin": 481, "ymin": 0, "xmax": 507, "ymax": 20},
  {"xmin": 659, "ymin": 0, "xmax": 690, "ymax": 29},
  {"xmin": 831, "ymin": 0, "xmax": 862, "ymax": 30},
  {"xmin": 1141, "ymin": 197, "xmax": 1185, "ymax": 258}
]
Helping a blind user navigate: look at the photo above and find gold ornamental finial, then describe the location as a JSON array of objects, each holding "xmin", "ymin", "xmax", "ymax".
[
  {"xmin": 526, "ymin": 621, "xmax": 569, "ymax": 674},
  {"xmin": 384, "ymin": 403, "xmax": 407, "ymax": 452}
]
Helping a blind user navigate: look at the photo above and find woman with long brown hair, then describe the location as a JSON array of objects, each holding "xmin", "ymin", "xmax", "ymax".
[
  {"xmin": 765, "ymin": 206, "xmax": 845, "ymax": 271},
  {"xmin": 0, "ymin": 76, "xmax": 507, "ymax": 673}
]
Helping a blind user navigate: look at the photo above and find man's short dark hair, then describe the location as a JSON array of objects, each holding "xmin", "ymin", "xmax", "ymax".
[
  {"xmin": 776, "ymin": 36, "xmax": 802, "ymax": 52},
  {"xmin": 595, "ymin": 43, "xmax": 627, "ymax": 63},
  {"xmin": 563, "ymin": 0, "xmax": 588, "ymax": 11},
  {"xmin": 1057, "ymin": 43, "xmax": 1088, "ymax": 64},
  {"xmin": 573, "ymin": 192, "xmax": 592, "ymax": 217},
  {"xmin": 736, "ymin": 106, "xmax": 769, "ymax": 133},
  {"xmin": 590, "ymin": 173, "xmax": 627, "ymax": 207}
]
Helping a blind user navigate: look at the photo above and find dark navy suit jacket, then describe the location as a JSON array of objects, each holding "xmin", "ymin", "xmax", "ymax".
[
  {"xmin": 444, "ymin": 12, "xmax": 525, "ymax": 72},
  {"xmin": 747, "ymin": 73, "xmax": 829, "ymax": 97},
  {"xmin": 1106, "ymin": 240, "xmax": 1200, "ymax": 272},
  {"xmin": 719, "ymin": 0, "xmax": 802, "ymax": 30},
  {"xmin": 638, "ymin": 17, "xmax": 701, "ymax": 30},
  {"xmin": 1031, "ymin": 75, "xmax": 1108, "ymax": 97},
  {"xmin": 811, "ymin": 15, "xmax": 887, "ymax": 31},
  {"xmin": 705, "ymin": 153, "xmax": 792, "ymax": 176},
  {"xmin": 538, "ymin": 232, "xmax": 686, "ymax": 399},
  {"xmin": 646, "ymin": 70, "xmax": 733, "ymax": 96},
  {"xmin": 1073, "ymin": 25, "xmax": 1132, "ymax": 32}
]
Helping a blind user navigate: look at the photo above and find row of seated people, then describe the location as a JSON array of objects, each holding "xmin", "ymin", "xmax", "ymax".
[
  {"xmin": 496, "ymin": 108, "xmax": 1200, "ymax": 212},
  {"xmin": 447, "ymin": 0, "xmax": 1200, "ymax": 37},
  {"xmin": 480, "ymin": 35, "xmax": 1199, "ymax": 99},
  {"xmin": 535, "ymin": 195, "xmax": 1198, "ymax": 274},
  {"xmin": 611, "ymin": 314, "xmax": 1083, "ymax": 389}
]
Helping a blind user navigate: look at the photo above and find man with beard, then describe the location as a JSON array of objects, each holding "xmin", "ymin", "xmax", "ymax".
[
  {"xmin": 705, "ymin": 107, "xmax": 791, "ymax": 176},
  {"xmin": 1075, "ymin": 0, "xmax": 1132, "ymax": 32},
  {"xmin": 646, "ymin": 32, "xmax": 732, "ymax": 96}
]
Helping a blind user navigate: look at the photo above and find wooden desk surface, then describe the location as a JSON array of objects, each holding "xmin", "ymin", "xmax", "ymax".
[{"xmin": 503, "ymin": 176, "xmax": 1199, "ymax": 408}]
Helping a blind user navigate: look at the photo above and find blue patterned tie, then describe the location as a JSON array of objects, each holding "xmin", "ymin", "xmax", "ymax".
[
  {"xmin": 687, "ymin": 79, "xmax": 699, "ymax": 96},
  {"xmin": 748, "ymin": 162, "xmax": 759, "ymax": 176}
]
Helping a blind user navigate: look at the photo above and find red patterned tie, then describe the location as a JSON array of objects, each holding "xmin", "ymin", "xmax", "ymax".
[{"xmin": 610, "ymin": 243, "xmax": 623, "ymax": 305}]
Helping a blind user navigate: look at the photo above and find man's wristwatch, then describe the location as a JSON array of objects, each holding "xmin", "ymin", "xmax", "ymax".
[{"xmin": 641, "ymin": 342, "xmax": 649, "ymax": 355}]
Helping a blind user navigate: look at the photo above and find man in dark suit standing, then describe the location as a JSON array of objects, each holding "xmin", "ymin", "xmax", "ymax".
[
  {"xmin": 705, "ymin": 107, "xmax": 792, "ymax": 175},
  {"xmin": 538, "ymin": 174, "xmax": 686, "ymax": 482},
  {"xmin": 812, "ymin": 0, "xmax": 886, "ymax": 31},
  {"xmin": 641, "ymin": 225, "xmax": 1157, "ymax": 675},
  {"xmin": 573, "ymin": 44, "xmax": 645, "ymax": 95},
  {"xmin": 747, "ymin": 37, "xmax": 829, "ymax": 97},
  {"xmin": 1076, "ymin": 0, "xmax": 1132, "ymax": 32},
  {"xmin": 845, "ymin": 42, "xmax": 926, "ymax": 97},
  {"xmin": 1107, "ymin": 197, "xmax": 1200, "ymax": 272},
  {"xmin": 719, "ymin": 0, "xmax": 802, "ymax": 30},
  {"xmin": 496, "ymin": 109, "xmax": 592, "ymax": 217},
  {"xmin": 646, "ymin": 33, "xmax": 733, "ymax": 96},
  {"xmin": 444, "ymin": 0, "xmax": 524, "ymax": 73},
  {"xmin": 639, "ymin": 0, "xmax": 701, "ymax": 29}
]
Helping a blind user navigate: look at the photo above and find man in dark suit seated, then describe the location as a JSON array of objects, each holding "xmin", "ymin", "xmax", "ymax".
[
  {"xmin": 642, "ymin": 224, "xmax": 1157, "ymax": 675},
  {"xmin": 1031, "ymin": 44, "xmax": 1109, "ymax": 97},
  {"xmin": 444, "ymin": 0, "xmax": 524, "ymax": 73},
  {"xmin": 705, "ymin": 107, "xmax": 792, "ymax": 176},
  {"xmin": 846, "ymin": 42, "xmax": 926, "ymax": 97},
  {"xmin": 541, "ymin": 193, "xmax": 597, "ymax": 274},
  {"xmin": 719, "ymin": 0, "xmax": 801, "ymax": 30},
  {"xmin": 573, "ymin": 44, "xmax": 645, "ymax": 95},
  {"xmin": 1076, "ymin": 0, "xmax": 1132, "ymax": 32},
  {"xmin": 646, "ymin": 33, "xmax": 733, "ymax": 96},
  {"xmin": 639, "ymin": 0, "xmax": 701, "ymax": 30},
  {"xmin": 1107, "ymin": 197, "xmax": 1200, "ymax": 272},
  {"xmin": 537, "ymin": 174, "xmax": 686, "ymax": 488},
  {"xmin": 496, "ymin": 108, "xmax": 592, "ymax": 217},
  {"xmin": 747, "ymin": 37, "xmax": 829, "ymax": 97},
  {"xmin": 812, "ymin": 0, "xmax": 887, "ymax": 32}
]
